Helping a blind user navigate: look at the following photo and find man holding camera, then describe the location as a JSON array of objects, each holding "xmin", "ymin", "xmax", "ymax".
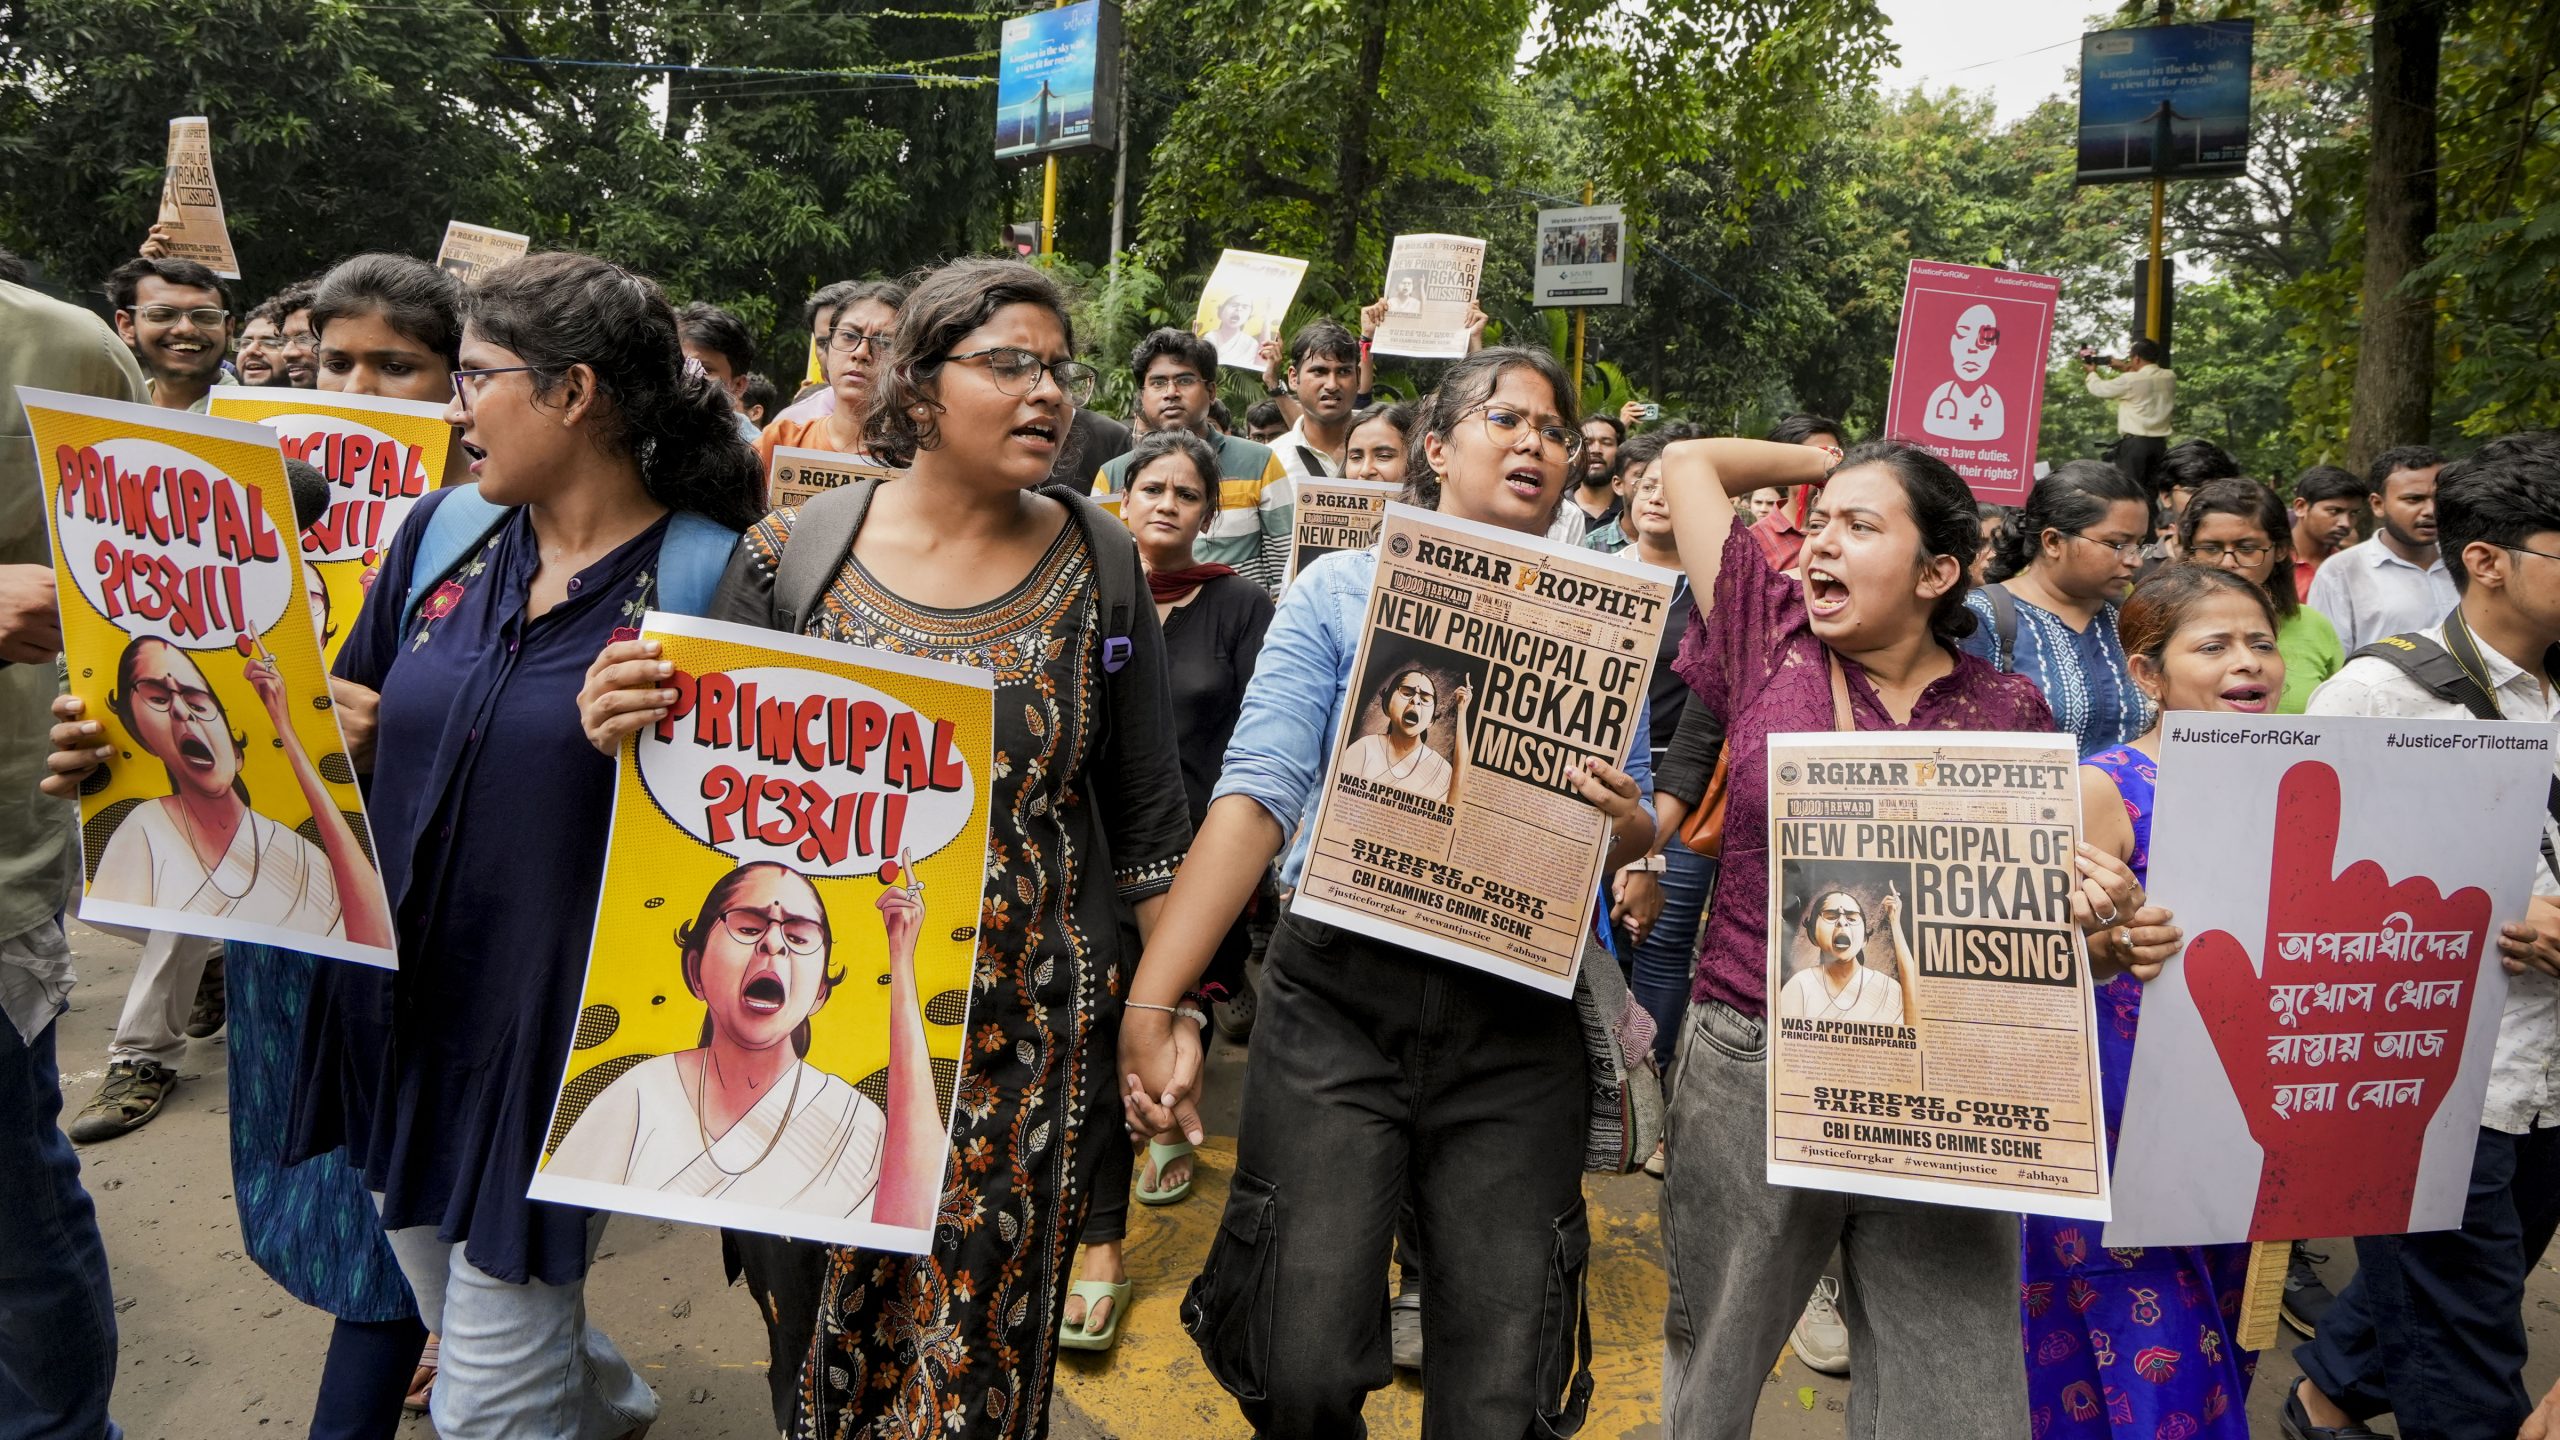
[{"xmin": 2083, "ymin": 338, "xmax": 2176, "ymax": 494}]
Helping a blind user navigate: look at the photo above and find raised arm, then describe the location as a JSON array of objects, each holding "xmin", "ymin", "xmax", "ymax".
[{"xmin": 1659, "ymin": 438, "xmax": 1832, "ymax": 603}]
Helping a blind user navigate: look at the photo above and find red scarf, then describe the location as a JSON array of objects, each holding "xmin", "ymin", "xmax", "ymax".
[{"xmin": 1147, "ymin": 562, "xmax": 1235, "ymax": 604}]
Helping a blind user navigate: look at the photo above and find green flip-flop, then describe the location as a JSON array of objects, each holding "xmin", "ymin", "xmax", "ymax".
[
  {"xmin": 1058, "ymin": 1278, "xmax": 1132, "ymax": 1351},
  {"xmin": 1135, "ymin": 1138, "xmax": 1195, "ymax": 1206}
]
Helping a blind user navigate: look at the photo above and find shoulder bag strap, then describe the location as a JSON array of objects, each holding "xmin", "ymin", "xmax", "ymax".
[
  {"xmin": 772, "ymin": 479, "xmax": 881, "ymax": 634},
  {"xmin": 1985, "ymin": 581, "xmax": 2020, "ymax": 673},
  {"xmin": 1828, "ymin": 651, "xmax": 1856, "ymax": 732}
]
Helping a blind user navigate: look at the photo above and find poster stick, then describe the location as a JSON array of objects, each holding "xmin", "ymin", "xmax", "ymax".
[
  {"xmin": 2235, "ymin": 1239, "xmax": 2288, "ymax": 1351},
  {"xmin": 1038, "ymin": 0, "xmax": 1065, "ymax": 255},
  {"xmin": 2145, "ymin": 176, "xmax": 2167, "ymax": 342}
]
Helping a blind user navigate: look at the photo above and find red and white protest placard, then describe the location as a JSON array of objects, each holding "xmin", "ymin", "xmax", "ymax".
[
  {"xmin": 2105, "ymin": 713, "xmax": 2550, "ymax": 1247},
  {"xmin": 1882, "ymin": 260, "xmax": 2061, "ymax": 506}
]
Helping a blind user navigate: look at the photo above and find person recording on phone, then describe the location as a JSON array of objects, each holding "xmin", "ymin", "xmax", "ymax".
[{"xmin": 2082, "ymin": 338, "xmax": 2176, "ymax": 495}]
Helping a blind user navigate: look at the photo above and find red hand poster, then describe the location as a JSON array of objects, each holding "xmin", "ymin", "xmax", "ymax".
[
  {"xmin": 1882, "ymin": 260, "xmax": 2061, "ymax": 506},
  {"xmin": 2105, "ymin": 714, "xmax": 2550, "ymax": 1247}
]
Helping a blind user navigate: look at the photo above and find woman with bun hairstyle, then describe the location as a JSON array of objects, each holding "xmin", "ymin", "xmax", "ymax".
[
  {"xmin": 2175, "ymin": 477, "xmax": 2344, "ymax": 712},
  {"xmin": 1966, "ymin": 459, "xmax": 2156, "ymax": 755},
  {"xmin": 577, "ymin": 256, "xmax": 1192, "ymax": 1438},
  {"xmin": 2020, "ymin": 563, "xmax": 2270, "ymax": 1438},
  {"xmin": 217, "ymin": 249, "xmax": 748, "ymax": 1439},
  {"xmin": 1650, "ymin": 435, "xmax": 2149, "ymax": 1435}
]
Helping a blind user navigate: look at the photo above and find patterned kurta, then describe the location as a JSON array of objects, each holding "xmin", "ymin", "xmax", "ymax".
[
  {"xmin": 708, "ymin": 499, "xmax": 1191, "ymax": 1440},
  {"xmin": 2021, "ymin": 746, "xmax": 2256, "ymax": 1439}
]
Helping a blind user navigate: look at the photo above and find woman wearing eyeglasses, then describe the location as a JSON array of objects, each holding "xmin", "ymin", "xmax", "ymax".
[
  {"xmin": 546, "ymin": 861, "xmax": 939, "ymax": 1220},
  {"xmin": 1117, "ymin": 348, "xmax": 1656, "ymax": 1438},
  {"xmin": 1967, "ymin": 459, "xmax": 2158, "ymax": 755},
  {"xmin": 752, "ymin": 278, "xmax": 910, "ymax": 473},
  {"xmin": 578, "ymin": 256, "xmax": 1192, "ymax": 1439},
  {"xmin": 2176, "ymin": 477, "xmax": 2344, "ymax": 712}
]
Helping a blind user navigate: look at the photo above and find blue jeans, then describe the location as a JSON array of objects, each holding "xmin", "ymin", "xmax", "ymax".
[
  {"xmin": 0, "ymin": 972, "xmax": 122, "ymax": 1440},
  {"xmin": 2295, "ymin": 1124, "xmax": 2560, "ymax": 1439},
  {"xmin": 378, "ymin": 1206, "xmax": 655, "ymax": 1440},
  {"xmin": 1628, "ymin": 836, "xmax": 1715, "ymax": 1069}
]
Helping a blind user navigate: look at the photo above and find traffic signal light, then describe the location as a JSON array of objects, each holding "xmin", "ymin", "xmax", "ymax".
[{"xmin": 1005, "ymin": 222, "xmax": 1039, "ymax": 256}]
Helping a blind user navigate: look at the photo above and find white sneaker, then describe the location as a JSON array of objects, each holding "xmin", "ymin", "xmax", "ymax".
[
  {"xmin": 1389, "ymin": 1288, "xmax": 1423, "ymax": 1371},
  {"xmin": 1790, "ymin": 1275, "xmax": 1850, "ymax": 1376}
]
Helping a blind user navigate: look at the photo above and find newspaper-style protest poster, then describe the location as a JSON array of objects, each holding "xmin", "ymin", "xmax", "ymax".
[
  {"xmin": 208, "ymin": 390, "xmax": 453, "ymax": 670},
  {"xmin": 24, "ymin": 389, "xmax": 395, "ymax": 968},
  {"xmin": 1291, "ymin": 505, "xmax": 1675, "ymax": 995},
  {"xmin": 156, "ymin": 117, "xmax": 240, "ymax": 279},
  {"xmin": 1533, "ymin": 204, "xmax": 1626, "ymax": 307},
  {"xmin": 434, "ymin": 221, "xmax": 531, "ymax": 281},
  {"xmin": 1284, "ymin": 478, "xmax": 1398, "ymax": 589},
  {"xmin": 1765, "ymin": 732, "xmax": 2107, "ymax": 1217},
  {"xmin": 1191, "ymin": 250, "xmax": 1309, "ymax": 371},
  {"xmin": 1881, "ymin": 260, "xmax": 2061, "ymax": 506},
  {"xmin": 529, "ymin": 612, "xmax": 993, "ymax": 1251},
  {"xmin": 768, "ymin": 446, "xmax": 900, "ymax": 510},
  {"xmin": 1371, "ymin": 234, "xmax": 1487, "ymax": 360},
  {"xmin": 2106, "ymin": 714, "xmax": 2546, "ymax": 1247}
]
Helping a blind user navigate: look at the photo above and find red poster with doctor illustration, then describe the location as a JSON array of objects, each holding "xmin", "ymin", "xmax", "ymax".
[
  {"xmin": 1882, "ymin": 260, "xmax": 2061, "ymax": 506},
  {"xmin": 2105, "ymin": 713, "xmax": 2549, "ymax": 1247}
]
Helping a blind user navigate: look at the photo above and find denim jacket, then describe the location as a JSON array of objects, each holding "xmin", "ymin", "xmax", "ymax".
[{"xmin": 1211, "ymin": 547, "xmax": 1656, "ymax": 888}]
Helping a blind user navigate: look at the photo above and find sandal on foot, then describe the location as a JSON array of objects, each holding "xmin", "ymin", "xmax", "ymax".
[
  {"xmin": 404, "ymin": 1335, "xmax": 439, "ymax": 1413},
  {"xmin": 1058, "ymin": 1279, "xmax": 1132, "ymax": 1351},
  {"xmin": 1135, "ymin": 1139, "xmax": 1194, "ymax": 1206}
]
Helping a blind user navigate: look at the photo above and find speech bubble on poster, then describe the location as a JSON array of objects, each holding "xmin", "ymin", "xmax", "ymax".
[
  {"xmin": 1881, "ymin": 260, "xmax": 2062, "ymax": 507},
  {"xmin": 636, "ymin": 665, "xmax": 979, "ymax": 879},
  {"xmin": 52, "ymin": 435, "xmax": 294, "ymax": 646}
]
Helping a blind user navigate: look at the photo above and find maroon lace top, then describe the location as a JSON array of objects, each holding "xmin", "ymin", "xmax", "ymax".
[{"xmin": 1673, "ymin": 527, "xmax": 2056, "ymax": 1018}]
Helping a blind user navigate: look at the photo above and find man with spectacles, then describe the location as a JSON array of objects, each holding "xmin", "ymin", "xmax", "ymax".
[
  {"xmin": 2286, "ymin": 432, "xmax": 2560, "ymax": 1440},
  {"xmin": 2306, "ymin": 444, "xmax": 2459, "ymax": 653},
  {"xmin": 234, "ymin": 299, "xmax": 285, "ymax": 387},
  {"xmin": 106, "ymin": 256, "xmax": 234, "ymax": 413},
  {"xmin": 1094, "ymin": 328, "xmax": 1291, "ymax": 594},
  {"xmin": 269, "ymin": 278, "xmax": 322, "ymax": 389}
]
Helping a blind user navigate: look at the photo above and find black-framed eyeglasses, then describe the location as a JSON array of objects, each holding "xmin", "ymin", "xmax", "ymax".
[
  {"xmin": 1142, "ymin": 372, "xmax": 1205, "ymax": 394},
  {"xmin": 450, "ymin": 365, "xmax": 543, "ymax": 419},
  {"xmin": 715, "ymin": 906, "xmax": 830, "ymax": 955},
  {"xmin": 2187, "ymin": 540, "xmax": 2274, "ymax": 562},
  {"xmin": 2065, "ymin": 532, "xmax": 2146, "ymax": 560},
  {"xmin": 130, "ymin": 677, "xmax": 219, "ymax": 721},
  {"xmin": 944, "ymin": 347, "xmax": 1097, "ymax": 406},
  {"xmin": 828, "ymin": 327, "xmax": 892, "ymax": 356},
  {"xmin": 2500, "ymin": 542, "xmax": 2560, "ymax": 565},
  {"xmin": 130, "ymin": 304, "xmax": 229, "ymax": 329},
  {"xmin": 1466, "ymin": 404, "xmax": 1584, "ymax": 459}
]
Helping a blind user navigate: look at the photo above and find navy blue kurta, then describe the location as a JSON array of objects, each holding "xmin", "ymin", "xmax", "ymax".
[{"xmin": 293, "ymin": 486, "xmax": 709, "ymax": 1286}]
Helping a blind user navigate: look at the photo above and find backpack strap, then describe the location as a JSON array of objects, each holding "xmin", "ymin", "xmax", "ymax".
[
  {"xmin": 654, "ymin": 511, "xmax": 742, "ymax": 619},
  {"xmin": 2348, "ymin": 633, "xmax": 2502, "ymax": 721},
  {"xmin": 1041, "ymin": 481, "xmax": 1139, "ymax": 675},
  {"xmin": 1984, "ymin": 582, "xmax": 2021, "ymax": 673},
  {"xmin": 771, "ymin": 479, "xmax": 884, "ymax": 634},
  {"xmin": 400, "ymin": 484, "xmax": 510, "ymax": 644}
]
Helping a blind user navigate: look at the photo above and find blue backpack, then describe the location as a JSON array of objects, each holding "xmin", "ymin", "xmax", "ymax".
[{"xmin": 398, "ymin": 484, "xmax": 739, "ymax": 641}]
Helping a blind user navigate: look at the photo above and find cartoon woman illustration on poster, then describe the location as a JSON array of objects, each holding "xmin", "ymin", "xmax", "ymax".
[
  {"xmin": 89, "ymin": 634, "xmax": 393, "ymax": 946},
  {"xmin": 1922, "ymin": 303, "xmax": 2007, "ymax": 442},
  {"xmin": 546, "ymin": 856, "xmax": 942, "ymax": 1226},
  {"xmin": 1775, "ymin": 881, "xmax": 1923, "ymax": 1028}
]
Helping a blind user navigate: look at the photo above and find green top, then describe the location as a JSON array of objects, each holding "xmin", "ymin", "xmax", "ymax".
[{"xmin": 2278, "ymin": 604, "xmax": 2345, "ymax": 714}]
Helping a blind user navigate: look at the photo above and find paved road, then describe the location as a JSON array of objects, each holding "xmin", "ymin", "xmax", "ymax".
[{"xmin": 59, "ymin": 924, "xmax": 2560, "ymax": 1437}]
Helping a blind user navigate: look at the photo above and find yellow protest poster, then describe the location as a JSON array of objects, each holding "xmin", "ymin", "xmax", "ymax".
[
  {"xmin": 208, "ymin": 390, "xmax": 453, "ymax": 670},
  {"xmin": 24, "ymin": 389, "xmax": 395, "ymax": 968},
  {"xmin": 529, "ymin": 612, "xmax": 992, "ymax": 1251},
  {"xmin": 156, "ymin": 117, "xmax": 240, "ymax": 280},
  {"xmin": 433, "ymin": 221, "xmax": 531, "ymax": 281}
]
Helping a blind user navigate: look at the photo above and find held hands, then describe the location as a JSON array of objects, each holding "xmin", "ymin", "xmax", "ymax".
[
  {"xmin": 1120, "ymin": 1003, "xmax": 1205, "ymax": 1147},
  {"xmin": 40, "ymin": 694, "xmax": 112, "ymax": 800},
  {"xmin": 2071, "ymin": 841, "xmax": 2181, "ymax": 981},
  {"xmin": 578, "ymin": 638, "xmax": 677, "ymax": 757},
  {"xmin": 1611, "ymin": 865, "xmax": 1664, "ymax": 945}
]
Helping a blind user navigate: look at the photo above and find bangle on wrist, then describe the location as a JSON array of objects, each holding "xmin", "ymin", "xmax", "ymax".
[{"xmin": 1127, "ymin": 999, "xmax": 1208, "ymax": 1028}]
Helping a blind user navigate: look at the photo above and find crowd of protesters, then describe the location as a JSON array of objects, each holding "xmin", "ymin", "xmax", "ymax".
[{"xmin": 3, "ymin": 232, "xmax": 2559, "ymax": 1440}]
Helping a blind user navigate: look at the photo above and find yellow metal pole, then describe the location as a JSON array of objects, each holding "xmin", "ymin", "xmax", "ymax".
[
  {"xmin": 1571, "ymin": 180, "xmax": 1593, "ymax": 395},
  {"xmin": 2145, "ymin": 176, "xmax": 2166, "ymax": 342},
  {"xmin": 1041, "ymin": 157, "xmax": 1060, "ymax": 255}
]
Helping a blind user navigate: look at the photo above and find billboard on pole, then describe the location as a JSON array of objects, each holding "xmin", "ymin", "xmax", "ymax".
[
  {"xmin": 2075, "ymin": 21, "xmax": 2254, "ymax": 184},
  {"xmin": 994, "ymin": 0, "xmax": 1121, "ymax": 161}
]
